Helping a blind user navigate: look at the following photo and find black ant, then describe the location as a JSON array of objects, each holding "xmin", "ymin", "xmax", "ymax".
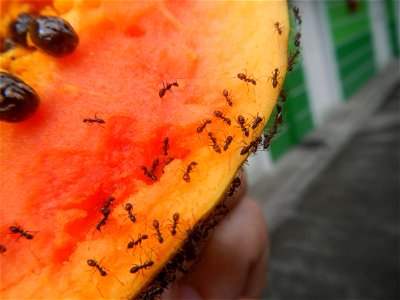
[
  {"xmin": 213, "ymin": 110, "xmax": 231, "ymax": 126},
  {"xmin": 196, "ymin": 119, "xmax": 212, "ymax": 133},
  {"xmin": 269, "ymin": 68, "xmax": 281, "ymax": 88},
  {"xmin": 150, "ymin": 158, "xmax": 160, "ymax": 174},
  {"xmin": 170, "ymin": 213, "xmax": 179, "ymax": 236},
  {"xmin": 274, "ymin": 21, "xmax": 283, "ymax": 35},
  {"xmin": 124, "ymin": 203, "xmax": 136, "ymax": 223},
  {"xmin": 237, "ymin": 115, "xmax": 250, "ymax": 137},
  {"xmin": 294, "ymin": 32, "xmax": 301, "ymax": 47},
  {"xmin": 162, "ymin": 137, "xmax": 169, "ymax": 156},
  {"xmin": 159, "ymin": 81, "xmax": 179, "ymax": 99},
  {"xmin": 9, "ymin": 225, "xmax": 34, "ymax": 240},
  {"xmin": 152, "ymin": 219, "xmax": 164, "ymax": 243},
  {"xmin": 100, "ymin": 197, "xmax": 115, "ymax": 217},
  {"xmin": 208, "ymin": 132, "xmax": 221, "ymax": 153},
  {"xmin": 251, "ymin": 114, "xmax": 264, "ymax": 130},
  {"xmin": 96, "ymin": 217, "xmax": 108, "ymax": 232},
  {"xmin": 83, "ymin": 115, "xmax": 105, "ymax": 124},
  {"xmin": 141, "ymin": 166, "xmax": 157, "ymax": 181},
  {"xmin": 279, "ymin": 90, "xmax": 287, "ymax": 103},
  {"xmin": 237, "ymin": 73, "xmax": 256, "ymax": 85},
  {"xmin": 240, "ymin": 136, "xmax": 262, "ymax": 155},
  {"xmin": 87, "ymin": 259, "xmax": 107, "ymax": 277},
  {"xmin": 222, "ymin": 89, "xmax": 233, "ymax": 106},
  {"xmin": 183, "ymin": 161, "xmax": 197, "ymax": 182},
  {"xmin": 127, "ymin": 233, "xmax": 148, "ymax": 249},
  {"xmin": 227, "ymin": 177, "xmax": 241, "ymax": 196},
  {"xmin": 0, "ymin": 244, "xmax": 6, "ymax": 253},
  {"xmin": 288, "ymin": 49, "xmax": 300, "ymax": 72},
  {"xmin": 223, "ymin": 136, "xmax": 233, "ymax": 151},
  {"xmin": 293, "ymin": 6, "xmax": 302, "ymax": 26},
  {"xmin": 130, "ymin": 260, "xmax": 154, "ymax": 274}
]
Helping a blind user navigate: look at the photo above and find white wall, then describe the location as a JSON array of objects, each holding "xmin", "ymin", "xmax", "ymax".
[
  {"xmin": 368, "ymin": 1, "xmax": 393, "ymax": 70},
  {"xmin": 299, "ymin": 1, "xmax": 343, "ymax": 125}
]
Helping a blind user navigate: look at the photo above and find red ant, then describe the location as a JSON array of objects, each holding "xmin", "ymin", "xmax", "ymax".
[
  {"xmin": 124, "ymin": 203, "xmax": 136, "ymax": 223},
  {"xmin": 170, "ymin": 213, "xmax": 179, "ymax": 236},
  {"xmin": 208, "ymin": 132, "xmax": 222, "ymax": 153},
  {"xmin": 183, "ymin": 161, "xmax": 197, "ymax": 182},
  {"xmin": 237, "ymin": 115, "xmax": 250, "ymax": 137},
  {"xmin": 152, "ymin": 219, "xmax": 164, "ymax": 243},
  {"xmin": 196, "ymin": 119, "xmax": 212, "ymax": 133},
  {"xmin": 162, "ymin": 137, "xmax": 169, "ymax": 156},
  {"xmin": 159, "ymin": 81, "xmax": 179, "ymax": 99},
  {"xmin": 251, "ymin": 113, "xmax": 264, "ymax": 130},
  {"xmin": 227, "ymin": 177, "xmax": 241, "ymax": 196},
  {"xmin": 9, "ymin": 225, "xmax": 34, "ymax": 240},
  {"xmin": 293, "ymin": 6, "xmax": 302, "ymax": 26},
  {"xmin": 87, "ymin": 259, "xmax": 107, "ymax": 277},
  {"xmin": 127, "ymin": 233, "xmax": 148, "ymax": 249},
  {"xmin": 269, "ymin": 68, "xmax": 281, "ymax": 88},
  {"xmin": 222, "ymin": 89, "xmax": 233, "ymax": 106},
  {"xmin": 213, "ymin": 110, "xmax": 231, "ymax": 126},
  {"xmin": 288, "ymin": 49, "xmax": 300, "ymax": 72},
  {"xmin": 223, "ymin": 136, "xmax": 233, "ymax": 151},
  {"xmin": 141, "ymin": 166, "xmax": 157, "ymax": 181},
  {"xmin": 274, "ymin": 21, "xmax": 283, "ymax": 35},
  {"xmin": 83, "ymin": 115, "xmax": 105, "ymax": 124},
  {"xmin": 240, "ymin": 136, "xmax": 262, "ymax": 155},
  {"xmin": 237, "ymin": 73, "xmax": 256, "ymax": 85},
  {"xmin": 130, "ymin": 260, "xmax": 154, "ymax": 274}
]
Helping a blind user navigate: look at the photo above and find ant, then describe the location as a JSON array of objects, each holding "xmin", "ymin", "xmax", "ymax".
[
  {"xmin": 150, "ymin": 158, "xmax": 160, "ymax": 174},
  {"xmin": 159, "ymin": 81, "xmax": 179, "ymax": 99},
  {"xmin": 124, "ymin": 203, "xmax": 136, "ymax": 223},
  {"xmin": 0, "ymin": 244, "xmax": 6, "ymax": 253},
  {"xmin": 227, "ymin": 177, "xmax": 241, "ymax": 196},
  {"xmin": 288, "ymin": 49, "xmax": 300, "ymax": 72},
  {"xmin": 240, "ymin": 136, "xmax": 262, "ymax": 155},
  {"xmin": 293, "ymin": 6, "xmax": 302, "ymax": 26},
  {"xmin": 294, "ymin": 32, "xmax": 301, "ymax": 47},
  {"xmin": 274, "ymin": 21, "xmax": 283, "ymax": 35},
  {"xmin": 223, "ymin": 136, "xmax": 233, "ymax": 151},
  {"xmin": 100, "ymin": 197, "xmax": 115, "ymax": 217},
  {"xmin": 162, "ymin": 137, "xmax": 169, "ymax": 156},
  {"xmin": 279, "ymin": 90, "xmax": 287, "ymax": 103},
  {"xmin": 170, "ymin": 213, "xmax": 179, "ymax": 236},
  {"xmin": 141, "ymin": 166, "xmax": 157, "ymax": 181},
  {"xmin": 152, "ymin": 219, "xmax": 164, "ymax": 243},
  {"xmin": 127, "ymin": 233, "xmax": 148, "ymax": 249},
  {"xmin": 183, "ymin": 161, "xmax": 197, "ymax": 182},
  {"xmin": 213, "ymin": 110, "xmax": 231, "ymax": 126},
  {"xmin": 269, "ymin": 68, "xmax": 281, "ymax": 88},
  {"xmin": 237, "ymin": 115, "xmax": 250, "ymax": 137},
  {"xmin": 83, "ymin": 115, "xmax": 105, "ymax": 124},
  {"xmin": 208, "ymin": 132, "xmax": 222, "ymax": 153},
  {"xmin": 130, "ymin": 260, "xmax": 154, "ymax": 274},
  {"xmin": 9, "ymin": 225, "xmax": 34, "ymax": 240},
  {"xmin": 222, "ymin": 89, "xmax": 233, "ymax": 106},
  {"xmin": 87, "ymin": 259, "xmax": 107, "ymax": 277},
  {"xmin": 196, "ymin": 119, "xmax": 212, "ymax": 133},
  {"xmin": 237, "ymin": 73, "xmax": 256, "ymax": 85},
  {"xmin": 251, "ymin": 114, "xmax": 264, "ymax": 130},
  {"xmin": 276, "ymin": 103, "xmax": 283, "ymax": 125}
]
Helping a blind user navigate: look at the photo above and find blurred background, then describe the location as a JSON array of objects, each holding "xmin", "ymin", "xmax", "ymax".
[{"xmin": 245, "ymin": 0, "xmax": 399, "ymax": 299}]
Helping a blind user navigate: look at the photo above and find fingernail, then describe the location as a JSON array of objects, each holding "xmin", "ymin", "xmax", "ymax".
[{"xmin": 176, "ymin": 284, "xmax": 202, "ymax": 300}]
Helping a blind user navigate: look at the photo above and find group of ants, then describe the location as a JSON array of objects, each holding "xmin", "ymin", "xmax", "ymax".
[{"xmin": 0, "ymin": 6, "xmax": 303, "ymax": 300}]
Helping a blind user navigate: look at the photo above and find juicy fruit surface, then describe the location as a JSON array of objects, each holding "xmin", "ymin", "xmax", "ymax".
[{"xmin": 0, "ymin": 0, "xmax": 288, "ymax": 298}]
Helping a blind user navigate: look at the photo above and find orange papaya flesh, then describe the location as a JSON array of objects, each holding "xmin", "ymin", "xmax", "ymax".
[{"xmin": 0, "ymin": 0, "xmax": 289, "ymax": 298}]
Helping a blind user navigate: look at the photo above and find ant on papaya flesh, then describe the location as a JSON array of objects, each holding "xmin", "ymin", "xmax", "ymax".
[{"xmin": 159, "ymin": 81, "xmax": 178, "ymax": 98}]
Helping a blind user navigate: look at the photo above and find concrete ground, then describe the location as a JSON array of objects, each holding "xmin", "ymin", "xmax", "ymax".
[{"xmin": 248, "ymin": 60, "xmax": 399, "ymax": 299}]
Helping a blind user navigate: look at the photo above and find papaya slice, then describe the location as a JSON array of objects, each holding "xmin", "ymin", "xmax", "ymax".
[{"xmin": 0, "ymin": 0, "xmax": 289, "ymax": 298}]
